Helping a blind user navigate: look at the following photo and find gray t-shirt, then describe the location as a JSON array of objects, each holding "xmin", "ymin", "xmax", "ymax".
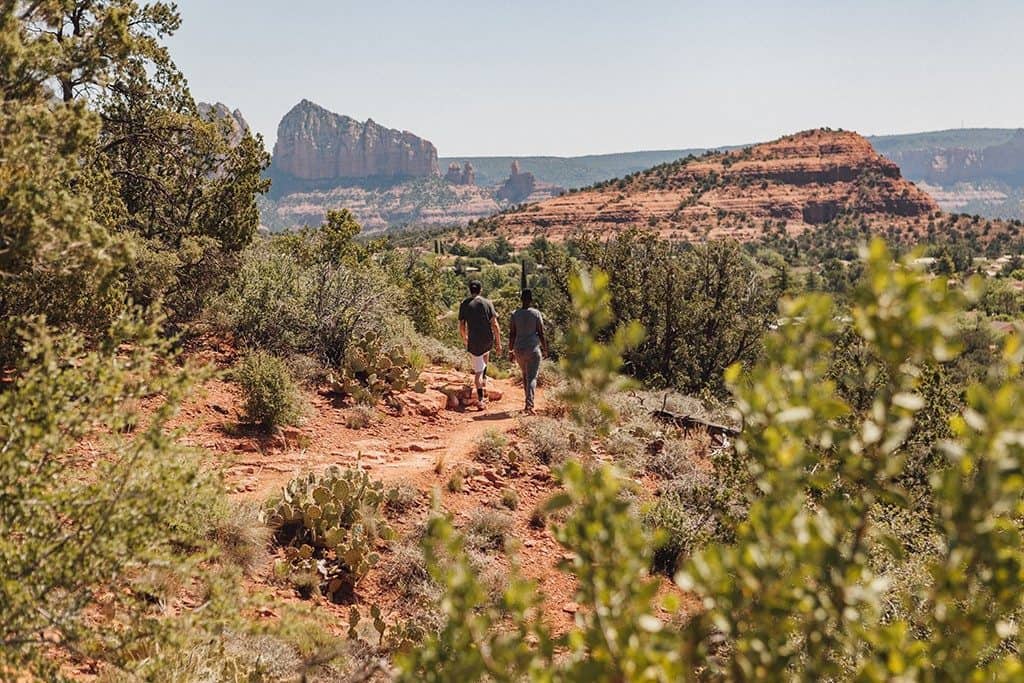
[
  {"xmin": 458, "ymin": 296, "xmax": 497, "ymax": 356},
  {"xmin": 510, "ymin": 307, "xmax": 544, "ymax": 351}
]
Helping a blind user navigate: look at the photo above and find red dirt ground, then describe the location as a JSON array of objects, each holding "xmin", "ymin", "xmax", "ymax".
[
  {"xmin": 55, "ymin": 344, "xmax": 695, "ymax": 680},
  {"xmin": 167, "ymin": 360, "xmax": 611, "ymax": 635}
]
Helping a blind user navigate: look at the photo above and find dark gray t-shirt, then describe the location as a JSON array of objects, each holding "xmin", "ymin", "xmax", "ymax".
[
  {"xmin": 458, "ymin": 296, "xmax": 497, "ymax": 356},
  {"xmin": 510, "ymin": 307, "xmax": 543, "ymax": 351}
]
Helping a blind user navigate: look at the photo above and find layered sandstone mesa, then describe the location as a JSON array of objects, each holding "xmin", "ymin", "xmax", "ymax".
[
  {"xmin": 445, "ymin": 161, "xmax": 476, "ymax": 186},
  {"xmin": 493, "ymin": 129, "xmax": 941, "ymax": 245},
  {"xmin": 271, "ymin": 99, "xmax": 439, "ymax": 190}
]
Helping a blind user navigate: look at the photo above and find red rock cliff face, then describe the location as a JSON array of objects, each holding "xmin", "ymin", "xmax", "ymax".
[
  {"xmin": 492, "ymin": 129, "xmax": 940, "ymax": 244},
  {"xmin": 272, "ymin": 100, "xmax": 439, "ymax": 182}
]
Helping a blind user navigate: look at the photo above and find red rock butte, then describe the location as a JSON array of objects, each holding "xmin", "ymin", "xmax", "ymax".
[
  {"xmin": 271, "ymin": 99, "xmax": 439, "ymax": 182},
  {"xmin": 490, "ymin": 129, "xmax": 941, "ymax": 245}
]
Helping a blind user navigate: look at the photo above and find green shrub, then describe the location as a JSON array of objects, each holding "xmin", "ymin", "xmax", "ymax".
[
  {"xmin": 235, "ymin": 351, "xmax": 305, "ymax": 430},
  {"xmin": 0, "ymin": 316, "xmax": 233, "ymax": 676},
  {"xmin": 409, "ymin": 332, "xmax": 468, "ymax": 371},
  {"xmin": 550, "ymin": 233, "xmax": 780, "ymax": 395},
  {"xmin": 446, "ymin": 470, "xmax": 464, "ymax": 493},
  {"xmin": 407, "ymin": 346, "xmax": 429, "ymax": 373},
  {"xmin": 603, "ymin": 428, "xmax": 646, "ymax": 471},
  {"xmin": 500, "ymin": 487, "xmax": 520, "ymax": 510},
  {"xmin": 212, "ymin": 236, "xmax": 403, "ymax": 368},
  {"xmin": 519, "ymin": 416, "xmax": 581, "ymax": 465},
  {"xmin": 642, "ymin": 470, "xmax": 743, "ymax": 576},
  {"xmin": 645, "ymin": 435, "xmax": 705, "ymax": 480},
  {"xmin": 466, "ymin": 508, "xmax": 513, "ymax": 551},
  {"xmin": 378, "ymin": 539, "xmax": 441, "ymax": 608},
  {"xmin": 262, "ymin": 466, "xmax": 392, "ymax": 601},
  {"xmin": 206, "ymin": 500, "xmax": 271, "ymax": 576},
  {"xmin": 344, "ymin": 405, "xmax": 377, "ymax": 430},
  {"xmin": 473, "ymin": 429, "xmax": 509, "ymax": 464},
  {"xmin": 980, "ymin": 277, "xmax": 1024, "ymax": 317},
  {"xmin": 384, "ymin": 483, "xmax": 420, "ymax": 514}
]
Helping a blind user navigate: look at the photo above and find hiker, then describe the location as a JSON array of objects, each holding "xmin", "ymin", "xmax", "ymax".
[
  {"xmin": 508, "ymin": 288, "xmax": 548, "ymax": 415},
  {"xmin": 458, "ymin": 280, "xmax": 502, "ymax": 410}
]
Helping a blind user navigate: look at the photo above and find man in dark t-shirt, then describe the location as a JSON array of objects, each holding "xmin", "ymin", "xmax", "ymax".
[{"xmin": 458, "ymin": 280, "xmax": 502, "ymax": 410}]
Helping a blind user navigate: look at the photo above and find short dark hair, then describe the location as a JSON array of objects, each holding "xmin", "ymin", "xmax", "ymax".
[
  {"xmin": 468, "ymin": 280, "xmax": 482, "ymax": 295},
  {"xmin": 521, "ymin": 288, "xmax": 533, "ymax": 305}
]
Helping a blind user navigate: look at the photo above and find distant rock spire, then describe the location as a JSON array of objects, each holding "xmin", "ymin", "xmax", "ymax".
[{"xmin": 444, "ymin": 160, "xmax": 476, "ymax": 186}]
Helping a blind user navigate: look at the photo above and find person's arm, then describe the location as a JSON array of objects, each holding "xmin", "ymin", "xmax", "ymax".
[
  {"xmin": 538, "ymin": 318, "xmax": 549, "ymax": 357},
  {"xmin": 490, "ymin": 312, "xmax": 502, "ymax": 354},
  {"xmin": 458, "ymin": 301, "xmax": 469, "ymax": 348},
  {"xmin": 508, "ymin": 315, "xmax": 517, "ymax": 359}
]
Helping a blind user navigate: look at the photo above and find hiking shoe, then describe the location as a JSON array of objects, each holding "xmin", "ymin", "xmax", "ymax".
[{"xmin": 478, "ymin": 398, "xmax": 489, "ymax": 411}]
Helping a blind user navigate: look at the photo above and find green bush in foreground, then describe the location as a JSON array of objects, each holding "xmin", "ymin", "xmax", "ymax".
[
  {"xmin": 0, "ymin": 314, "xmax": 229, "ymax": 677},
  {"xmin": 400, "ymin": 245, "xmax": 1024, "ymax": 680},
  {"xmin": 236, "ymin": 351, "xmax": 305, "ymax": 430}
]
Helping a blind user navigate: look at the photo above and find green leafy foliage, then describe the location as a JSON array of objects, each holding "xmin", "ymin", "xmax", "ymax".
[
  {"xmin": 1, "ymin": 1, "xmax": 268, "ymax": 359},
  {"xmin": 0, "ymin": 4, "xmax": 334, "ymax": 677},
  {"xmin": 381, "ymin": 249, "xmax": 460, "ymax": 337},
  {"xmin": 263, "ymin": 467, "xmax": 393, "ymax": 601},
  {"xmin": 404, "ymin": 246, "xmax": 1024, "ymax": 679},
  {"xmin": 212, "ymin": 226, "xmax": 404, "ymax": 369},
  {"xmin": 643, "ymin": 470, "xmax": 745, "ymax": 577},
  {"xmin": 571, "ymin": 232, "xmax": 783, "ymax": 394},
  {"xmin": 235, "ymin": 351, "xmax": 306, "ymax": 430},
  {"xmin": 0, "ymin": 314, "xmax": 228, "ymax": 676},
  {"xmin": 676, "ymin": 240, "xmax": 1021, "ymax": 678},
  {"xmin": 1, "ymin": 8, "xmax": 120, "ymax": 361},
  {"xmin": 473, "ymin": 428, "xmax": 510, "ymax": 464},
  {"xmin": 558, "ymin": 268, "xmax": 645, "ymax": 431},
  {"xmin": 395, "ymin": 504, "xmax": 555, "ymax": 682}
]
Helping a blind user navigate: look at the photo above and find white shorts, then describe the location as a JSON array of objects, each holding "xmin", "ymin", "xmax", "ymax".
[{"xmin": 470, "ymin": 353, "xmax": 488, "ymax": 374}]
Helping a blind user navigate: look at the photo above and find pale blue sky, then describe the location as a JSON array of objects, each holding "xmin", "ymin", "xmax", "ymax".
[{"xmin": 168, "ymin": 1, "xmax": 1023, "ymax": 157}]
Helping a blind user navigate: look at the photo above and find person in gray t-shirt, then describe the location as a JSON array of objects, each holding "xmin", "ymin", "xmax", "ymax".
[{"xmin": 507, "ymin": 289, "xmax": 548, "ymax": 415}]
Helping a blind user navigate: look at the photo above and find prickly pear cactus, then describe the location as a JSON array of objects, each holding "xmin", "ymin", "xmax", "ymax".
[
  {"xmin": 326, "ymin": 332, "xmax": 423, "ymax": 403},
  {"xmin": 262, "ymin": 465, "xmax": 392, "ymax": 600}
]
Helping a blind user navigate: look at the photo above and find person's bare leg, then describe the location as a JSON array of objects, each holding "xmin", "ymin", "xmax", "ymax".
[{"xmin": 475, "ymin": 353, "xmax": 489, "ymax": 410}]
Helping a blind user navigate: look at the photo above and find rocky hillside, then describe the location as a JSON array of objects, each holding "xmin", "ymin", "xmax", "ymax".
[
  {"xmin": 261, "ymin": 101, "xmax": 570, "ymax": 232},
  {"xmin": 266, "ymin": 177, "xmax": 502, "ymax": 233},
  {"xmin": 872, "ymin": 129, "xmax": 1024, "ymax": 219},
  {"xmin": 268, "ymin": 100, "xmax": 439, "ymax": 196},
  {"xmin": 488, "ymin": 129, "xmax": 940, "ymax": 244}
]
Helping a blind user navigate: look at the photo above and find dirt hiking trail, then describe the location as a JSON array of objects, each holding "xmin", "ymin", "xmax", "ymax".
[{"xmin": 171, "ymin": 360, "xmax": 594, "ymax": 630}]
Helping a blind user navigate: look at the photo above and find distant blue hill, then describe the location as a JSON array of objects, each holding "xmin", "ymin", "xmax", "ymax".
[{"xmin": 440, "ymin": 149, "xmax": 712, "ymax": 189}]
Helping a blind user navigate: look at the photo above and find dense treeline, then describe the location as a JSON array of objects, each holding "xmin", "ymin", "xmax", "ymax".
[
  {"xmin": 1, "ymin": 0, "xmax": 268, "ymax": 365},
  {"xmin": 0, "ymin": 2, "xmax": 292, "ymax": 677}
]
